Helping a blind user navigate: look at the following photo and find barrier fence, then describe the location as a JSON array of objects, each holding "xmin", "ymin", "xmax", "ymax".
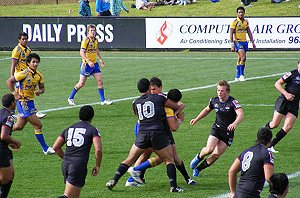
[{"xmin": 0, "ymin": 16, "xmax": 299, "ymax": 50}]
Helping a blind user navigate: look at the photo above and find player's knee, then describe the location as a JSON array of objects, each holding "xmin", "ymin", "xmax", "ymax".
[
  {"xmin": 97, "ymin": 81, "xmax": 103, "ymax": 87},
  {"xmin": 13, "ymin": 124, "xmax": 23, "ymax": 131},
  {"xmin": 270, "ymin": 121, "xmax": 280, "ymax": 128},
  {"xmin": 283, "ymin": 124, "xmax": 293, "ymax": 132},
  {"xmin": 211, "ymin": 153, "xmax": 220, "ymax": 160}
]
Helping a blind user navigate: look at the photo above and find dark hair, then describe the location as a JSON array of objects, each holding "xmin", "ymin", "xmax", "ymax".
[
  {"xmin": 236, "ymin": 6, "xmax": 245, "ymax": 13},
  {"xmin": 217, "ymin": 80, "xmax": 230, "ymax": 93},
  {"xmin": 256, "ymin": 127, "xmax": 272, "ymax": 146},
  {"xmin": 167, "ymin": 89, "xmax": 182, "ymax": 102},
  {"xmin": 2, "ymin": 93, "xmax": 15, "ymax": 108},
  {"xmin": 269, "ymin": 173, "xmax": 289, "ymax": 195},
  {"xmin": 137, "ymin": 78, "xmax": 150, "ymax": 93},
  {"xmin": 26, "ymin": 53, "xmax": 40, "ymax": 64},
  {"xmin": 18, "ymin": 32, "xmax": 28, "ymax": 40},
  {"xmin": 79, "ymin": 105, "xmax": 94, "ymax": 121},
  {"xmin": 150, "ymin": 77, "xmax": 162, "ymax": 88}
]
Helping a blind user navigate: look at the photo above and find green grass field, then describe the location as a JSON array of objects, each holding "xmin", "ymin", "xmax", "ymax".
[{"xmin": 0, "ymin": 51, "xmax": 300, "ymax": 197}]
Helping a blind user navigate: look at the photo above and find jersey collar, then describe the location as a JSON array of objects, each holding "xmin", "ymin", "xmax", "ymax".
[{"xmin": 18, "ymin": 43, "xmax": 28, "ymax": 51}]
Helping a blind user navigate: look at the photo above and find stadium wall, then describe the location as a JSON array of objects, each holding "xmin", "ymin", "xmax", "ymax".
[{"xmin": 0, "ymin": 17, "xmax": 299, "ymax": 51}]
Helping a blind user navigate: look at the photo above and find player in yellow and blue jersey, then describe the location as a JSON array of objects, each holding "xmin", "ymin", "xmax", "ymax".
[
  {"xmin": 7, "ymin": 53, "xmax": 55, "ymax": 155},
  {"xmin": 7, "ymin": 32, "xmax": 46, "ymax": 119},
  {"xmin": 10, "ymin": 32, "xmax": 32, "ymax": 77},
  {"xmin": 68, "ymin": 24, "xmax": 112, "ymax": 106},
  {"xmin": 230, "ymin": 7, "xmax": 256, "ymax": 82}
]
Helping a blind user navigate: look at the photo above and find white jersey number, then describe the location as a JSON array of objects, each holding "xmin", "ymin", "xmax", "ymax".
[
  {"xmin": 241, "ymin": 151, "xmax": 253, "ymax": 172},
  {"xmin": 67, "ymin": 128, "xmax": 86, "ymax": 147},
  {"xmin": 136, "ymin": 101, "xmax": 155, "ymax": 120}
]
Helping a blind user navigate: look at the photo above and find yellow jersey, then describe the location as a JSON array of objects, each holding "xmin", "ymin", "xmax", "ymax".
[
  {"xmin": 11, "ymin": 44, "xmax": 32, "ymax": 73},
  {"xmin": 165, "ymin": 107, "xmax": 174, "ymax": 117},
  {"xmin": 14, "ymin": 68, "xmax": 44, "ymax": 101},
  {"xmin": 230, "ymin": 17, "xmax": 249, "ymax": 42},
  {"xmin": 81, "ymin": 36, "xmax": 98, "ymax": 64}
]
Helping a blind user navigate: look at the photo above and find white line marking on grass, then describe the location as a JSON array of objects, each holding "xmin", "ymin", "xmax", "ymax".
[
  {"xmin": 210, "ymin": 171, "xmax": 300, "ymax": 198},
  {"xmin": 40, "ymin": 73, "xmax": 282, "ymax": 113},
  {"xmin": 242, "ymin": 104, "xmax": 273, "ymax": 107},
  {"xmin": 0, "ymin": 57, "xmax": 11, "ymax": 61},
  {"xmin": 0, "ymin": 56, "xmax": 299, "ymax": 61}
]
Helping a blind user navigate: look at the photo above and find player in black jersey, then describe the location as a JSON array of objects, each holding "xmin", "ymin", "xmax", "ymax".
[
  {"xmin": 268, "ymin": 173, "xmax": 289, "ymax": 198},
  {"xmin": 126, "ymin": 77, "xmax": 196, "ymax": 187},
  {"xmin": 106, "ymin": 78, "xmax": 185, "ymax": 193},
  {"xmin": 189, "ymin": 80, "xmax": 244, "ymax": 177},
  {"xmin": 265, "ymin": 59, "xmax": 300, "ymax": 153},
  {"xmin": 0, "ymin": 93, "xmax": 21, "ymax": 198},
  {"xmin": 53, "ymin": 105, "xmax": 102, "ymax": 198},
  {"xmin": 228, "ymin": 127, "xmax": 274, "ymax": 198}
]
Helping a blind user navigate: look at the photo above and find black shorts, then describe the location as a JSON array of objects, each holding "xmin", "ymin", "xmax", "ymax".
[
  {"xmin": 210, "ymin": 124, "xmax": 234, "ymax": 146},
  {"xmin": 62, "ymin": 161, "xmax": 87, "ymax": 188},
  {"xmin": 0, "ymin": 149, "xmax": 13, "ymax": 168},
  {"xmin": 274, "ymin": 95, "xmax": 299, "ymax": 117},
  {"xmin": 135, "ymin": 130, "xmax": 170, "ymax": 150},
  {"xmin": 167, "ymin": 131, "xmax": 175, "ymax": 145},
  {"xmin": 235, "ymin": 190, "xmax": 260, "ymax": 198}
]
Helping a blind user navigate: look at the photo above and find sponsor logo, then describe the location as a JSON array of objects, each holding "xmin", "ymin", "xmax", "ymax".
[{"xmin": 156, "ymin": 21, "xmax": 173, "ymax": 45}]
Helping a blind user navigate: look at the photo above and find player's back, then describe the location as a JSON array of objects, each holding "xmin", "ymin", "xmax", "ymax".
[
  {"xmin": 62, "ymin": 120, "xmax": 99, "ymax": 165},
  {"xmin": 133, "ymin": 94, "xmax": 167, "ymax": 132},
  {"xmin": 236, "ymin": 144, "xmax": 274, "ymax": 197}
]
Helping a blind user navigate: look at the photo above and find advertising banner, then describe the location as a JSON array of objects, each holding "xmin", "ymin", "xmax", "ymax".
[
  {"xmin": 146, "ymin": 17, "xmax": 300, "ymax": 49},
  {"xmin": 0, "ymin": 17, "xmax": 145, "ymax": 50}
]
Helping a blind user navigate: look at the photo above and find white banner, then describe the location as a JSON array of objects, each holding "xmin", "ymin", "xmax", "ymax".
[{"xmin": 146, "ymin": 17, "xmax": 300, "ymax": 49}]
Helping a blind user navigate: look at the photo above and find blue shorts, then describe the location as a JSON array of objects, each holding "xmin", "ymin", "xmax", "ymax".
[
  {"xmin": 134, "ymin": 122, "xmax": 140, "ymax": 137},
  {"xmin": 234, "ymin": 41, "xmax": 249, "ymax": 53},
  {"xmin": 80, "ymin": 62, "xmax": 101, "ymax": 77},
  {"xmin": 17, "ymin": 100, "xmax": 37, "ymax": 118}
]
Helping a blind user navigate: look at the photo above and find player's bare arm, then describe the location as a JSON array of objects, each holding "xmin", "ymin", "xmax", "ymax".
[
  {"xmin": 230, "ymin": 28, "xmax": 235, "ymax": 52},
  {"xmin": 96, "ymin": 48, "xmax": 104, "ymax": 68},
  {"xmin": 227, "ymin": 108, "xmax": 244, "ymax": 131},
  {"xmin": 1, "ymin": 125, "xmax": 21, "ymax": 149},
  {"xmin": 10, "ymin": 59, "xmax": 18, "ymax": 77},
  {"xmin": 53, "ymin": 136, "xmax": 65, "ymax": 159},
  {"xmin": 247, "ymin": 27, "xmax": 256, "ymax": 50},
  {"xmin": 92, "ymin": 135, "xmax": 102, "ymax": 176},
  {"xmin": 264, "ymin": 164, "xmax": 274, "ymax": 182},
  {"xmin": 35, "ymin": 83, "xmax": 45, "ymax": 96},
  {"xmin": 190, "ymin": 105, "xmax": 212, "ymax": 126},
  {"xmin": 165, "ymin": 99, "xmax": 185, "ymax": 117},
  {"xmin": 228, "ymin": 158, "xmax": 240, "ymax": 198},
  {"xmin": 275, "ymin": 78, "xmax": 295, "ymax": 101}
]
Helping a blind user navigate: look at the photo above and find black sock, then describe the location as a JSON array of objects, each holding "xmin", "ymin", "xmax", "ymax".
[
  {"xmin": 271, "ymin": 129, "xmax": 287, "ymax": 147},
  {"xmin": 265, "ymin": 121, "xmax": 271, "ymax": 129},
  {"xmin": 1, "ymin": 180, "xmax": 13, "ymax": 198},
  {"xmin": 113, "ymin": 163, "xmax": 129, "ymax": 182},
  {"xmin": 166, "ymin": 163, "xmax": 177, "ymax": 188},
  {"xmin": 57, "ymin": 196, "xmax": 68, "ymax": 198},
  {"xmin": 175, "ymin": 161, "xmax": 190, "ymax": 182},
  {"xmin": 196, "ymin": 159, "xmax": 210, "ymax": 172}
]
